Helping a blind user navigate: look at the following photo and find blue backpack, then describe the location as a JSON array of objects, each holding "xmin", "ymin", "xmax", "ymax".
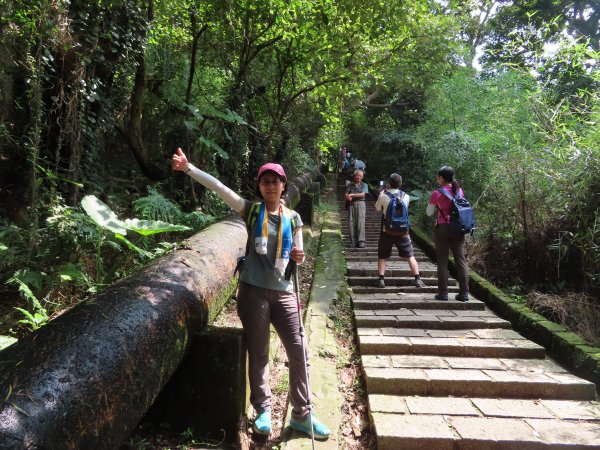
[
  {"xmin": 436, "ymin": 188, "xmax": 475, "ymax": 235},
  {"xmin": 384, "ymin": 191, "xmax": 409, "ymax": 234}
]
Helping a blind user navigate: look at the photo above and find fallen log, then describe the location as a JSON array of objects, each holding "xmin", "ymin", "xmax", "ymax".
[{"xmin": 0, "ymin": 217, "xmax": 247, "ymax": 449}]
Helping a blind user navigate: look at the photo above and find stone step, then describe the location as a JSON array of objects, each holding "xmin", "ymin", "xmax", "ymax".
[
  {"xmin": 355, "ymin": 311, "xmax": 511, "ymax": 329},
  {"xmin": 358, "ymin": 329, "xmax": 546, "ymax": 358},
  {"xmin": 348, "ymin": 276, "xmax": 452, "ymax": 287},
  {"xmin": 344, "ymin": 248, "xmax": 427, "ymax": 256},
  {"xmin": 363, "ymin": 366, "xmax": 597, "ymax": 400},
  {"xmin": 352, "ymin": 295, "xmax": 483, "ymax": 310},
  {"xmin": 345, "ymin": 255, "xmax": 432, "ymax": 263},
  {"xmin": 351, "ymin": 285, "xmax": 460, "ymax": 294},
  {"xmin": 371, "ymin": 396, "xmax": 600, "ymax": 450},
  {"xmin": 348, "ymin": 268, "xmax": 438, "ymax": 277}
]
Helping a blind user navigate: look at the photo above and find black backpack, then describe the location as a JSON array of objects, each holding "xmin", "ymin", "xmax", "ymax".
[
  {"xmin": 384, "ymin": 191, "xmax": 409, "ymax": 234},
  {"xmin": 436, "ymin": 188, "xmax": 475, "ymax": 234}
]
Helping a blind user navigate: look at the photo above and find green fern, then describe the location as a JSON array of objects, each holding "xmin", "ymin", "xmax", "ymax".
[
  {"xmin": 133, "ymin": 188, "xmax": 216, "ymax": 232},
  {"xmin": 132, "ymin": 187, "xmax": 184, "ymax": 224}
]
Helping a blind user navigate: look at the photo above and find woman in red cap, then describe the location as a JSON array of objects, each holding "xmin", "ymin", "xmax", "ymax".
[{"xmin": 171, "ymin": 148, "xmax": 330, "ymax": 440}]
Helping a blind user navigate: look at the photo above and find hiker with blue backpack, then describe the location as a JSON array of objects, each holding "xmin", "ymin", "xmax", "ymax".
[
  {"xmin": 374, "ymin": 173, "xmax": 426, "ymax": 289},
  {"xmin": 426, "ymin": 166, "xmax": 474, "ymax": 302},
  {"xmin": 171, "ymin": 148, "xmax": 331, "ymax": 441}
]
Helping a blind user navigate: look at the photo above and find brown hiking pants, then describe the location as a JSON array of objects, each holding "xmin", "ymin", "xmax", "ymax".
[
  {"xmin": 434, "ymin": 224, "xmax": 469, "ymax": 295},
  {"xmin": 236, "ymin": 281, "xmax": 310, "ymax": 421}
]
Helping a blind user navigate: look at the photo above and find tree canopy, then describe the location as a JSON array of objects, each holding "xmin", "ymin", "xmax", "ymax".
[{"xmin": 0, "ymin": 0, "xmax": 598, "ymax": 335}]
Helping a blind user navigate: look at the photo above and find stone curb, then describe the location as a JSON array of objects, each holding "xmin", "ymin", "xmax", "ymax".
[
  {"xmin": 280, "ymin": 182, "xmax": 346, "ymax": 449},
  {"xmin": 410, "ymin": 226, "xmax": 600, "ymax": 390}
]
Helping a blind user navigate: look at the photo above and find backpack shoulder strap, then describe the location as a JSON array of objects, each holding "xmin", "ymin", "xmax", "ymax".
[
  {"xmin": 246, "ymin": 202, "xmax": 262, "ymax": 230},
  {"xmin": 281, "ymin": 205, "xmax": 299, "ymax": 230},
  {"xmin": 437, "ymin": 187, "xmax": 455, "ymax": 201}
]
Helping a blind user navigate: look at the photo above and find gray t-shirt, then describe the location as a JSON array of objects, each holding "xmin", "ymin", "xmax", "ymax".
[{"xmin": 240, "ymin": 200, "xmax": 303, "ymax": 292}]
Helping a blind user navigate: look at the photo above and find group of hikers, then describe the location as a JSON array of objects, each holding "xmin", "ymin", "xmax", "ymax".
[
  {"xmin": 345, "ymin": 163, "xmax": 471, "ymax": 302},
  {"xmin": 171, "ymin": 147, "xmax": 471, "ymax": 443}
]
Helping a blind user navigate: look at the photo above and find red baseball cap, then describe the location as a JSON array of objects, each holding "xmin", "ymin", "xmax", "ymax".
[{"xmin": 257, "ymin": 163, "xmax": 287, "ymax": 181}]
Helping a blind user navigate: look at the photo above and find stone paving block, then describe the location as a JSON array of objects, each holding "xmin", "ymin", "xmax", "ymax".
[
  {"xmin": 427, "ymin": 330, "xmax": 476, "ymax": 338},
  {"xmin": 540, "ymin": 399, "xmax": 600, "ymax": 421},
  {"xmin": 511, "ymin": 339, "xmax": 547, "ymax": 349},
  {"xmin": 450, "ymin": 417, "xmax": 542, "ymax": 447},
  {"xmin": 445, "ymin": 356, "xmax": 506, "ymax": 370},
  {"xmin": 405, "ymin": 396, "xmax": 480, "ymax": 416},
  {"xmin": 381, "ymin": 328, "xmax": 428, "ymax": 337},
  {"xmin": 364, "ymin": 368, "xmax": 429, "ymax": 395},
  {"xmin": 413, "ymin": 309, "xmax": 457, "ymax": 316},
  {"xmin": 359, "ymin": 335, "xmax": 412, "ymax": 354},
  {"xmin": 425, "ymin": 368, "xmax": 491, "ymax": 382},
  {"xmin": 471, "ymin": 398, "xmax": 555, "ymax": 419},
  {"xmin": 362, "ymin": 354, "xmax": 393, "ymax": 368},
  {"xmin": 499, "ymin": 358, "xmax": 568, "ymax": 373},
  {"xmin": 355, "ymin": 316, "xmax": 400, "ymax": 327},
  {"xmin": 526, "ymin": 418, "xmax": 600, "ymax": 447},
  {"xmin": 374, "ymin": 309, "xmax": 415, "ymax": 316},
  {"xmin": 369, "ymin": 394, "xmax": 408, "ymax": 414},
  {"xmin": 481, "ymin": 370, "xmax": 596, "ymax": 400},
  {"xmin": 453, "ymin": 309, "xmax": 497, "ymax": 317},
  {"xmin": 483, "ymin": 370, "xmax": 554, "ymax": 384},
  {"xmin": 356, "ymin": 327, "xmax": 381, "ymax": 336},
  {"xmin": 461, "ymin": 338, "xmax": 518, "ymax": 349},
  {"xmin": 409, "ymin": 337, "xmax": 466, "ymax": 348},
  {"xmin": 372, "ymin": 413, "xmax": 456, "ymax": 450},
  {"xmin": 471, "ymin": 329, "xmax": 527, "ymax": 339},
  {"xmin": 441, "ymin": 317, "xmax": 511, "ymax": 329},
  {"xmin": 391, "ymin": 355, "xmax": 451, "ymax": 369}
]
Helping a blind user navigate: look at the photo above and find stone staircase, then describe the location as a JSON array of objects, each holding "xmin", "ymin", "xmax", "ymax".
[{"xmin": 338, "ymin": 180, "xmax": 600, "ymax": 449}]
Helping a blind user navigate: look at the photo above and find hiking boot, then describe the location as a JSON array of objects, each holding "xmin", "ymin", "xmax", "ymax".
[
  {"xmin": 434, "ymin": 293, "xmax": 448, "ymax": 301},
  {"xmin": 376, "ymin": 278, "xmax": 385, "ymax": 288},
  {"xmin": 455, "ymin": 292, "xmax": 470, "ymax": 302},
  {"xmin": 415, "ymin": 277, "xmax": 426, "ymax": 288},
  {"xmin": 253, "ymin": 411, "xmax": 272, "ymax": 435},
  {"xmin": 290, "ymin": 414, "xmax": 330, "ymax": 440},
  {"xmin": 358, "ymin": 241, "xmax": 366, "ymax": 248}
]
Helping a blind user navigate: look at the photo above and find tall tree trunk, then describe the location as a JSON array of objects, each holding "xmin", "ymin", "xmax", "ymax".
[{"xmin": 121, "ymin": 0, "xmax": 164, "ymax": 181}]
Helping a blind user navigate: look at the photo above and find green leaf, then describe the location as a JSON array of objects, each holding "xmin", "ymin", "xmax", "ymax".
[
  {"xmin": 114, "ymin": 234, "xmax": 152, "ymax": 258},
  {"xmin": 14, "ymin": 307, "xmax": 35, "ymax": 323},
  {"xmin": 58, "ymin": 264, "xmax": 88, "ymax": 284},
  {"xmin": 0, "ymin": 335, "xmax": 17, "ymax": 351},
  {"xmin": 123, "ymin": 219, "xmax": 191, "ymax": 236},
  {"xmin": 81, "ymin": 195, "xmax": 127, "ymax": 235},
  {"xmin": 199, "ymin": 136, "xmax": 229, "ymax": 160},
  {"xmin": 0, "ymin": 243, "xmax": 7, "ymax": 252}
]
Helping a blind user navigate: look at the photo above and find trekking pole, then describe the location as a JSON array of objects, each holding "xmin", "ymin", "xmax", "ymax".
[{"xmin": 286, "ymin": 259, "xmax": 316, "ymax": 450}]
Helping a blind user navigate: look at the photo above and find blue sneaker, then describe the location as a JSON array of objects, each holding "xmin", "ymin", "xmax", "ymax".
[
  {"xmin": 290, "ymin": 414, "xmax": 330, "ymax": 440},
  {"xmin": 253, "ymin": 411, "xmax": 272, "ymax": 435}
]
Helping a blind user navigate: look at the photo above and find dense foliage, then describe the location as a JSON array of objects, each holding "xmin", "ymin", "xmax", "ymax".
[{"xmin": 0, "ymin": 1, "xmax": 598, "ymax": 340}]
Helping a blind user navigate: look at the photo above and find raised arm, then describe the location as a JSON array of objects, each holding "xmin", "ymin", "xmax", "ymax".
[{"xmin": 172, "ymin": 148, "xmax": 245, "ymax": 214}]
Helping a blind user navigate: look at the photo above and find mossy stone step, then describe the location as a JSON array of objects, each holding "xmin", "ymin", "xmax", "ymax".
[
  {"xmin": 352, "ymin": 296, "xmax": 484, "ymax": 310},
  {"xmin": 355, "ymin": 313, "xmax": 511, "ymax": 329}
]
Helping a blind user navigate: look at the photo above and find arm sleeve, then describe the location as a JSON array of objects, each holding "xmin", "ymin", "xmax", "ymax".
[
  {"xmin": 186, "ymin": 164, "xmax": 245, "ymax": 213},
  {"xmin": 426, "ymin": 190, "xmax": 439, "ymax": 216},
  {"xmin": 426, "ymin": 203, "xmax": 437, "ymax": 216},
  {"xmin": 374, "ymin": 195, "xmax": 384, "ymax": 211},
  {"xmin": 293, "ymin": 228, "xmax": 304, "ymax": 251}
]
